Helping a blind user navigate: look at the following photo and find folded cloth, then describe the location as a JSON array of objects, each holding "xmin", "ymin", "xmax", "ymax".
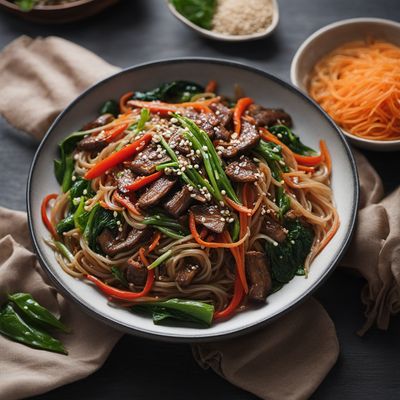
[
  {"xmin": 0, "ymin": 207, "xmax": 122, "ymax": 400},
  {"xmin": 0, "ymin": 35, "xmax": 398, "ymax": 400}
]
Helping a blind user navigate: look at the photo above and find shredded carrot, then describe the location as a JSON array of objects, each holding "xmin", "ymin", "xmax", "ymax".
[
  {"xmin": 119, "ymin": 91, "xmax": 134, "ymax": 114},
  {"xmin": 205, "ymin": 79, "xmax": 217, "ymax": 93},
  {"xmin": 319, "ymin": 140, "xmax": 331, "ymax": 175},
  {"xmin": 104, "ymin": 123, "xmax": 129, "ymax": 143},
  {"xmin": 224, "ymin": 196, "xmax": 252, "ymax": 215},
  {"xmin": 139, "ymin": 247, "xmax": 150, "ymax": 266},
  {"xmin": 99, "ymin": 200, "xmax": 112, "ymax": 209},
  {"xmin": 309, "ymin": 39, "xmax": 400, "ymax": 141},
  {"xmin": 317, "ymin": 209, "xmax": 340, "ymax": 253},
  {"xmin": 148, "ymin": 232, "xmax": 161, "ymax": 253},
  {"xmin": 189, "ymin": 213, "xmax": 249, "ymax": 249},
  {"xmin": 41, "ymin": 193, "xmax": 58, "ymax": 238},
  {"xmin": 234, "ymin": 97, "xmax": 254, "ymax": 134},
  {"xmin": 113, "ymin": 191, "xmax": 141, "ymax": 216},
  {"xmin": 297, "ymin": 165, "xmax": 315, "ymax": 173}
]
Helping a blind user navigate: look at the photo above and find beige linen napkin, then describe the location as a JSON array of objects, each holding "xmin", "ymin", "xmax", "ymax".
[
  {"xmin": 0, "ymin": 207, "xmax": 122, "ymax": 400},
  {"xmin": 0, "ymin": 35, "xmax": 399, "ymax": 400}
]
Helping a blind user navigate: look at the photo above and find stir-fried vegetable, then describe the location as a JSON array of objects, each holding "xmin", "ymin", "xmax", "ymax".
[
  {"xmin": 254, "ymin": 140, "xmax": 288, "ymax": 180},
  {"xmin": 269, "ymin": 125, "xmax": 317, "ymax": 156},
  {"xmin": 233, "ymin": 97, "xmax": 253, "ymax": 134},
  {"xmin": 83, "ymin": 204, "xmax": 120, "ymax": 252},
  {"xmin": 132, "ymin": 298, "xmax": 214, "ymax": 327},
  {"xmin": 267, "ymin": 218, "xmax": 314, "ymax": 283},
  {"xmin": 99, "ymin": 99, "xmax": 119, "ymax": 117},
  {"xmin": 133, "ymin": 81, "xmax": 204, "ymax": 103},
  {"xmin": 56, "ymin": 214, "xmax": 74, "ymax": 235}
]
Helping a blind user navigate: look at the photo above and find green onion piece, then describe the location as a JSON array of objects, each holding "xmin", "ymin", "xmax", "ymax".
[
  {"xmin": 155, "ymin": 161, "xmax": 179, "ymax": 171},
  {"xmin": 54, "ymin": 241, "xmax": 75, "ymax": 263},
  {"xmin": 147, "ymin": 250, "xmax": 172, "ymax": 270},
  {"xmin": 155, "ymin": 226, "xmax": 185, "ymax": 239}
]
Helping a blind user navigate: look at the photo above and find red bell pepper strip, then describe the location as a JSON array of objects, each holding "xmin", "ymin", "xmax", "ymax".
[
  {"xmin": 86, "ymin": 268, "xmax": 155, "ymax": 300},
  {"xmin": 104, "ymin": 123, "xmax": 129, "ymax": 143},
  {"xmin": 233, "ymin": 97, "xmax": 254, "ymax": 135},
  {"xmin": 119, "ymin": 91, "xmax": 134, "ymax": 114},
  {"xmin": 124, "ymin": 171, "xmax": 163, "ymax": 192},
  {"xmin": 84, "ymin": 133, "xmax": 152, "ymax": 180},
  {"xmin": 41, "ymin": 193, "xmax": 58, "ymax": 238}
]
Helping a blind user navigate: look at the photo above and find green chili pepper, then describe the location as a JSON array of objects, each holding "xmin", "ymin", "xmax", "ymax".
[
  {"xmin": 0, "ymin": 304, "xmax": 67, "ymax": 355},
  {"xmin": 8, "ymin": 293, "xmax": 69, "ymax": 333}
]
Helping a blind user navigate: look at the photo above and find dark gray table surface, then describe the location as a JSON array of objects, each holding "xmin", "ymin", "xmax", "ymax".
[{"xmin": 1, "ymin": 1, "xmax": 399, "ymax": 399}]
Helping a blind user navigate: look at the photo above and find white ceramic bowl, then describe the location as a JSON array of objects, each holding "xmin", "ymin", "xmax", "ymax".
[
  {"xmin": 27, "ymin": 59, "xmax": 358, "ymax": 342},
  {"xmin": 291, "ymin": 18, "xmax": 400, "ymax": 152},
  {"xmin": 166, "ymin": 0, "xmax": 279, "ymax": 42}
]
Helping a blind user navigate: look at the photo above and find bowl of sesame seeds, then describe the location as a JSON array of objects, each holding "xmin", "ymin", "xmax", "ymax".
[{"xmin": 167, "ymin": 0, "xmax": 279, "ymax": 42}]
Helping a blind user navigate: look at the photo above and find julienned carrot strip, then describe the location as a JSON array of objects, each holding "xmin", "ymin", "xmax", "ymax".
[
  {"xmin": 319, "ymin": 140, "xmax": 331, "ymax": 175},
  {"xmin": 124, "ymin": 171, "xmax": 163, "ymax": 192},
  {"xmin": 84, "ymin": 133, "xmax": 152, "ymax": 180},
  {"xmin": 260, "ymin": 128, "xmax": 323, "ymax": 166},
  {"xmin": 234, "ymin": 97, "xmax": 253, "ymax": 134},
  {"xmin": 99, "ymin": 200, "xmax": 112, "ymax": 209},
  {"xmin": 41, "ymin": 193, "xmax": 58, "ymax": 238},
  {"xmin": 224, "ymin": 196, "xmax": 253, "ymax": 215},
  {"xmin": 205, "ymin": 79, "xmax": 217, "ymax": 93},
  {"xmin": 189, "ymin": 213, "xmax": 248, "ymax": 249},
  {"xmin": 297, "ymin": 165, "xmax": 315, "ymax": 173},
  {"xmin": 214, "ymin": 231, "xmax": 245, "ymax": 319},
  {"xmin": 139, "ymin": 247, "xmax": 150, "ymax": 265},
  {"xmin": 86, "ymin": 269, "xmax": 154, "ymax": 300},
  {"xmin": 148, "ymin": 232, "xmax": 161, "ymax": 253},
  {"xmin": 128, "ymin": 99, "xmax": 214, "ymax": 116},
  {"xmin": 120, "ymin": 91, "xmax": 134, "ymax": 114},
  {"xmin": 113, "ymin": 191, "xmax": 141, "ymax": 216}
]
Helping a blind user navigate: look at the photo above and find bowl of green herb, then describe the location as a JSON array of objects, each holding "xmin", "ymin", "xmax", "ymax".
[
  {"xmin": 167, "ymin": 0, "xmax": 279, "ymax": 42},
  {"xmin": 0, "ymin": 0, "xmax": 119, "ymax": 23}
]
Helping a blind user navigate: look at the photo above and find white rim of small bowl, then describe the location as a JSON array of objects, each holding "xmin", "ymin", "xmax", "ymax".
[
  {"xmin": 290, "ymin": 17, "xmax": 400, "ymax": 149},
  {"xmin": 166, "ymin": 0, "xmax": 279, "ymax": 42}
]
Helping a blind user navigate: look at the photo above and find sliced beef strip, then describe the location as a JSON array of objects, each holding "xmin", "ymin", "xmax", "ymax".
[
  {"xmin": 97, "ymin": 227, "xmax": 152, "ymax": 257},
  {"xmin": 210, "ymin": 102, "xmax": 233, "ymax": 128},
  {"xmin": 126, "ymin": 258, "xmax": 147, "ymax": 286},
  {"xmin": 261, "ymin": 215, "xmax": 287, "ymax": 243},
  {"xmin": 129, "ymin": 144, "xmax": 170, "ymax": 175},
  {"xmin": 218, "ymin": 120, "xmax": 260, "ymax": 159},
  {"xmin": 245, "ymin": 251, "xmax": 272, "ymax": 302},
  {"xmin": 225, "ymin": 156, "xmax": 260, "ymax": 183},
  {"xmin": 137, "ymin": 176, "xmax": 177, "ymax": 209},
  {"xmin": 175, "ymin": 264, "xmax": 201, "ymax": 287},
  {"xmin": 169, "ymin": 131, "xmax": 191, "ymax": 155},
  {"xmin": 81, "ymin": 113, "xmax": 115, "ymax": 131},
  {"xmin": 116, "ymin": 169, "xmax": 136, "ymax": 193},
  {"xmin": 191, "ymin": 205, "xmax": 225, "ymax": 234},
  {"xmin": 246, "ymin": 104, "xmax": 292, "ymax": 128},
  {"xmin": 164, "ymin": 185, "xmax": 193, "ymax": 218},
  {"xmin": 184, "ymin": 110, "xmax": 222, "ymax": 139}
]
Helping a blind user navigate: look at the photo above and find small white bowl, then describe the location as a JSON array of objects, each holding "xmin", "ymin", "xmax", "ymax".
[
  {"xmin": 166, "ymin": 0, "xmax": 279, "ymax": 42},
  {"xmin": 290, "ymin": 18, "xmax": 400, "ymax": 152}
]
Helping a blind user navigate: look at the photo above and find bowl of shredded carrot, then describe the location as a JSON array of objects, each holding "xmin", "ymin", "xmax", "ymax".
[{"xmin": 291, "ymin": 18, "xmax": 400, "ymax": 151}]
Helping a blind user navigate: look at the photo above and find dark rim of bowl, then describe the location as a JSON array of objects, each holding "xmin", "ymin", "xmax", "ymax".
[{"xmin": 26, "ymin": 58, "xmax": 359, "ymax": 343}]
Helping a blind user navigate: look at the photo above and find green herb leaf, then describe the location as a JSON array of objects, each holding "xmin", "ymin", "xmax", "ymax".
[
  {"xmin": 99, "ymin": 100, "xmax": 119, "ymax": 117},
  {"xmin": 0, "ymin": 304, "xmax": 67, "ymax": 354},
  {"xmin": 134, "ymin": 80, "xmax": 204, "ymax": 103},
  {"xmin": 56, "ymin": 214, "xmax": 75, "ymax": 236},
  {"xmin": 267, "ymin": 219, "xmax": 314, "ymax": 283},
  {"xmin": 171, "ymin": 0, "xmax": 216, "ymax": 30},
  {"xmin": 132, "ymin": 298, "xmax": 214, "ymax": 327},
  {"xmin": 269, "ymin": 125, "xmax": 317, "ymax": 156},
  {"xmin": 8, "ymin": 293, "xmax": 69, "ymax": 333}
]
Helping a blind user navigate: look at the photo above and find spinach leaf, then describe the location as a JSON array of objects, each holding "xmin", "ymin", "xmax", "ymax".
[
  {"xmin": 99, "ymin": 100, "xmax": 119, "ymax": 117},
  {"xmin": 171, "ymin": 0, "xmax": 216, "ymax": 30},
  {"xmin": 84, "ymin": 204, "xmax": 120, "ymax": 253},
  {"xmin": 56, "ymin": 214, "xmax": 75, "ymax": 235},
  {"xmin": 275, "ymin": 186, "xmax": 291, "ymax": 220},
  {"xmin": 111, "ymin": 266, "xmax": 129, "ymax": 288},
  {"xmin": 134, "ymin": 80, "xmax": 204, "ymax": 103},
  {"xmin": 132, "ymin": 298, "xmax": 214, "ymax": 327},
  {"xmin": 69, "ymin": 178, "xmax": 93, "ymax": 204},
  {"xmin": 254, "ymin": 140, "xmax": 288, "ymax": 180},
  {"xmin": 54, "ymin": 131, "xmax": 86, "ymax": 185},
  {"xmin": 267, "ymin": 219, "xmax": 314, "ymax": 284},
  {"xmin": 269, "ymin": 125, "xmax": 317, "ymax": 156}
]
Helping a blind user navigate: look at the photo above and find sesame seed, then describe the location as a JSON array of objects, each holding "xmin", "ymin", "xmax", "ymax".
[{"xmin": 113, "ymin": 211, "xmax": 118, "ymax": 217}]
